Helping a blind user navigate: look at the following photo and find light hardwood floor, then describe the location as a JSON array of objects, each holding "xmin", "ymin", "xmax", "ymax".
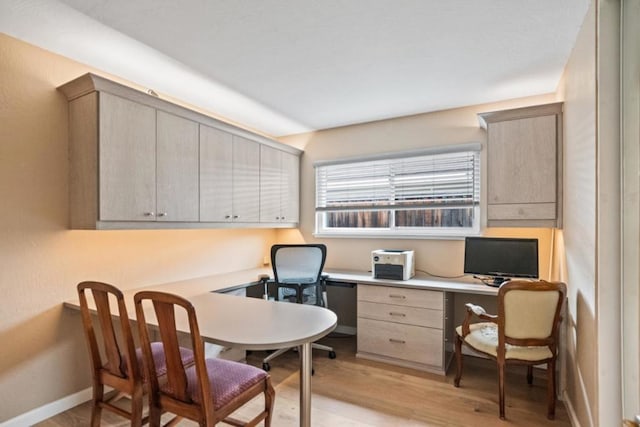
[{"xmin": 37, "ymin": 335, "xmax": 571, "ymax": 426}]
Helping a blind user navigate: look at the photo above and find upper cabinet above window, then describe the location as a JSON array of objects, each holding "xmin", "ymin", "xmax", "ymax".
[
  {"xmin": 58, "ymin": 73, "xmax": 301, "ymax": 230},
  {"xmin": 478, "ymin": 102, "xmax": 563, "ymax": 228}
]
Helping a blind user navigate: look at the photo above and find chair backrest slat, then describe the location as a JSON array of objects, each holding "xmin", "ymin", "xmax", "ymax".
[
  {"xmin": 93, "ymin": 290, "xmax": 125, "ymax": 376},
  {"xmin": 77, "ymin": 281, "xmax": 138, "ymax": 381},
  {"xmin": 153, "ymin": 299, "xmax": 190, "ymax": 402},
  {"xmin": 134, "ymin": 291, "xmax": 212, "ymax": 412}
]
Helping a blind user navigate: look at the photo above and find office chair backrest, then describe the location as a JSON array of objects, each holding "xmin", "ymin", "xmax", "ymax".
[
  {"xmin": 498, "ymin": 280, "xmax": 566, "ymax": 347},
  {"xmin": 271, "ymin": 244, "xmax": 326, "ymax": 284}
]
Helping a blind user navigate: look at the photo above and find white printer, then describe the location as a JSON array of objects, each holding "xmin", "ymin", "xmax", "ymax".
[{"xmin": 371, "ymin": 249, "xmax": 415, "ymax": 280}]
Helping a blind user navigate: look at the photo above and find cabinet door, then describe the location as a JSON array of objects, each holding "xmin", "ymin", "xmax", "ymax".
[
  {"xmin": 99, "ymin": 92, "xmax": 156, "ymax": 221},
  {"xmin": 487, "ymin": 115, "xmax": 557, "ymax": 205},
  {"xmin": 281, "ymin": 151, "xmax": 300, "ymax": 223},
  {"xmin": 232, "ymin": 136, "xmax": 260, "ymax": 222},
  {"xmin": 260, "ymin": 145, "xmax": 282, "ymax": 222},
  {"xmin": 200, "ymin": 125, "xmax": 233, "ymax": 222},
  {"xmin": 156, "ymin": 111, "xmax": 199, "ymax": 222}
]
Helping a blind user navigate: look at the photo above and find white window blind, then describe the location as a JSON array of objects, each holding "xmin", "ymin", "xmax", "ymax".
[{"xmin": 314, "ymin": 145, "xmax": 481, "ymax": 236}]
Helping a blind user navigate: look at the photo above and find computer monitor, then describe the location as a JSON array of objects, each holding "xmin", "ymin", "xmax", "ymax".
[{"xmin": 464, "ymin": 237, "xmax": 539, "ymax": 286}]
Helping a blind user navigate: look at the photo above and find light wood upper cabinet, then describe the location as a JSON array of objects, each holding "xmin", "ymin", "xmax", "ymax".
[
  {"xmin": 59, "ymin": 73, "xmax": 300, "ymax": 229},
  {"xmin": 98, "ymin": 92, "xmax": 157, "ymax": 222},
  {"xmin": 156, "ymin": 111, "xmax": 199, "ymax": 222},
  {"xmin": 260, "ymin": 145, "xmax": 282, "ymax": 222},
  {"xmin": 200, "ymin": 125, "xmax": 233, "ymax": 222},
  {"xmin": 281, "ymin": 151, "xmax": 300, "ymax": 223},
  {"xmin": 260, "ymin": 146, "xmax": 300, "ymax": 223},
  {"xmin": 200, "ymin": 128, "xmax": 260, "ymax": 223},
  {"xmin": 479, "ymin": 102, "xmax": 563, "ymax": 228},
  {"xmin": 232, "ymin": 136, "xmax": 261, "ymax": 223},
  {"xmin": 78, "ymin": 93, "xmax": 199, "ymax": 224}
]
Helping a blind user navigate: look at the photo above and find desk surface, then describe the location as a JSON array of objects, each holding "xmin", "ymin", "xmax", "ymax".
[
  {"xmin": 65, "ymin": 267, "xmax": 337, "ymax": 350},
  {"xmin": 324, "ymin": 269, "xmax": 499, "ymax": 296},
  {"xmin": 65, "ymin": 267, "xmax": 497, "ymax": 347}
]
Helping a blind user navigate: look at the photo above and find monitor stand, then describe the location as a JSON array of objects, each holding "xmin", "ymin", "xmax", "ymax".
[{"xmin": 486, "ymin": 277, "xmax": 508, "ymax": 287}]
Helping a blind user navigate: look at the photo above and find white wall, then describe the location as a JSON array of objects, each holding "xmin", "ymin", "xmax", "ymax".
[{"xmin": 554, "ymin": 1, "xmax": 598, "ymax": 425}]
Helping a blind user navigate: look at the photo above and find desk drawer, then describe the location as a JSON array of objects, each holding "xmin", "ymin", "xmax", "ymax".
[
  {"xmin": 358, "ymin": 300, "xmax": 442, "ymax": 329},
  {"xmin": 357, "ymin": 318, "xmax": 442, "ymax": 367},
  {"xmin": 358, "ymin": 284, "xmax": 443, "ymax": 310}
]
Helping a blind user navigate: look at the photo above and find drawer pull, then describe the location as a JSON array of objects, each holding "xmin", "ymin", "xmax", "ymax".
[
  {"xmin": 389, "ymin": 338, "xmax": 406, "ymax": 344},
  {"xmin": 389, "ymin": 312, "xmax": 406, "ymax": 317},
  {"xmin": 389, "ymin": 294, "xmax": 406, "ymax": 299}
]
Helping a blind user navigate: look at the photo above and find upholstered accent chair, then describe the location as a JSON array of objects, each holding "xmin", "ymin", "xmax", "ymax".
[
  {"xmin": 77, "ymin": 281, "xmax": 195, "ymax": 427},
  {"xmin": 454, "ymin": 280, "xmax": 566, "ymax": 420},
  {"xmin": 134, "ymin": 290, "xmax": 275, "ymax": 427}
]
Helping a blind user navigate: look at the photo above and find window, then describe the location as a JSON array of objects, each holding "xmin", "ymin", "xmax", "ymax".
[{"xmin": 315, "ymin": 144, "xmax": 481, "ymax": 237}]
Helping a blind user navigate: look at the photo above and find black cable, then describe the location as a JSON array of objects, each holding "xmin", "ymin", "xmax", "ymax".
[{"xmin": 416, "ymin": 268, "xmax": 466, "ymax": 279}]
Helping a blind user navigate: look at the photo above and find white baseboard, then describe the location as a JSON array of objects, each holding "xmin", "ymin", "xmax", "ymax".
[
  {"xmin": 562, "ymin": 390, "xmax": 581, "ymax": 427},
  {"xmin": 0, "ymin": 387, "xmax": 93, "ymax": 427}
]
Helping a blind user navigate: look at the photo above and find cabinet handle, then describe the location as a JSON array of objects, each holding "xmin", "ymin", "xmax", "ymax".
[
  {"xmin": 389, "ymin": 294, "xmax": 406, "ymax": 299},
  {"xmin": 275, "ymin": 216, "xmax": 280, "ymax": 220},
  {"xmin": 233, "ymin": 215, "xmax": 239, "ymax": 219},
  {"xmin": 281, "ymin": 216, "xmax": 285, "ymax": 220},
  {"xmin": 225, "ymin": 215, "xmax": 231, "ymax": 219},
  {"xmin": 389, "ymin": 312, "xmax": 406, "ymax": 317},
  {"xmin": 158, "ymin": 212, "xmax": 167, "ymax": 217},
  {"xmin": 389, "ymin": 338, "xmax": 406, "ymax": 344},
  {"xmin": 144, "ymin": 212, "xmax": 155, "ymax": 217}
]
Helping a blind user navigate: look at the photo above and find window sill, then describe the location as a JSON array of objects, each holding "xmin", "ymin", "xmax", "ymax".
[{"xmin": 313, "ymin": 232, "xmax": 479, "ymax": 240}]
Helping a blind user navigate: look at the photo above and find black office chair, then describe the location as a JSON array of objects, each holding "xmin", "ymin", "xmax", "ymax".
[{"xmin": 261, "ymin": 244, "xmax": 336, "ymax": 371}]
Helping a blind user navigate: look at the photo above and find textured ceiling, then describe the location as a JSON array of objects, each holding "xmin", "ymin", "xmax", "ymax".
[{"xmin": 1, "ymin": 0, "xmax": 589, "ymax": 136}]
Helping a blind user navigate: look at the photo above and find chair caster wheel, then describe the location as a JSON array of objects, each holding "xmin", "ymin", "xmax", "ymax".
[
  {"xmin": 262, "ymin": 362, "xmax": 270, "ymax": 371},
  {"xmin": 329, "ymin": 351, "xmax": 336, "ymax": 359}
]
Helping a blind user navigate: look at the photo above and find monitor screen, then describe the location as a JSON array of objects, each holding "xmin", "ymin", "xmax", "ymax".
[{"xmin": 464, "ymin": 237, "xmax": 538, "ymax": 283}]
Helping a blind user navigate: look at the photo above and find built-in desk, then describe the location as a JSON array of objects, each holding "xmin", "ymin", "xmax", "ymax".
[
  {"xmin": 65, "ymin": 267, "xmax": 559, "ymax": 420},
  {"xmin": 323, "ymin": 269, "xmax": 499, "ymax": 375}
]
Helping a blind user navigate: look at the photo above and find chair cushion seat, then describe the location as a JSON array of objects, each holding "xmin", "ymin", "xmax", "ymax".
[
  {"xmin": 456, "ymin": 323, "xmax": 553, "ymax": 361},
  {"xmin": 168, "ymin": 358, "xmax": 267, "ymax": 410},
  {"xmin": 125, "ymin": 342, "xmax": 195, "ymax": 377}
]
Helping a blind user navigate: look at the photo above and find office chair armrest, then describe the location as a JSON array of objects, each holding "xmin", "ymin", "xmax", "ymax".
[
  {"xmin": 461, "ymin": 303, "xmax": 497, "ymax": 336},
  {"xmin": 258, "ymin": 274, "xmax": 271, "ymax": 283},
  {"xmin": 258, "ymin": 274, "xmax": 273, "ymax": 300}
]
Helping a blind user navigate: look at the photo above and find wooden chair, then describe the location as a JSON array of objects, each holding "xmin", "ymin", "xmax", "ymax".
[
  {"xmin": 134, "ymin": 290, "xmax": 275, "ymax": 427},
  {"xmin": 77, "ymin": 281, "xmax": 194, "ymax": 427},
  {"xmin": 454, "ymin": 280, "xmax": 566, "ymax": 420}
]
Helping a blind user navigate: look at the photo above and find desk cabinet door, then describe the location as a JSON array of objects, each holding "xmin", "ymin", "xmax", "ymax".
[
  {"xmin": 358, "ymin": 285, "xmax": 443, "ymax": 310},
  {"xmin": 358, "ymin": 301, "xmax": 442, "ymax": 329},
  {"xmin": 358, "ymin": 318, "xmax": 443, "ymax": 367}
]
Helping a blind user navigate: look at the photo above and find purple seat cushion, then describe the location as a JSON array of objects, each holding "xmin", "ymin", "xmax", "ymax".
[
  {"xmin": 123, "ymin": 342, "xmax": 195, "ymax": 378},
  {"xmin": 162, "ymin": 358, "xmax": 267, "ymax": 410}
]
